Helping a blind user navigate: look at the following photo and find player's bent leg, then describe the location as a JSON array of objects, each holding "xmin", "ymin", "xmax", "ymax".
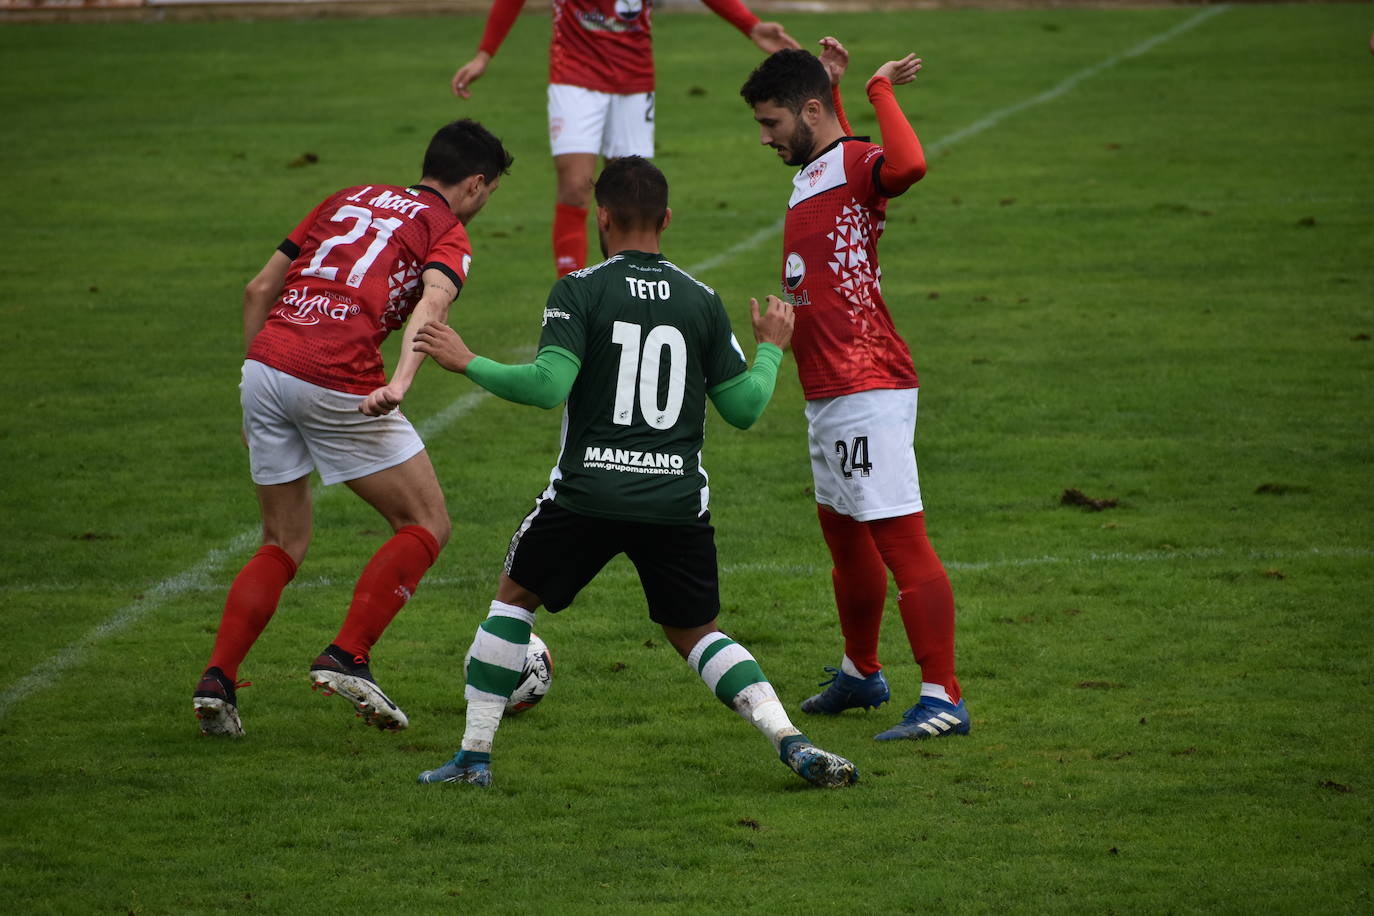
[
  {"xmin": 194, "ymin": 477, "xmax": 308, "ymax": 735},
  {"xmin": 309, "ymin": 453, "xmax": 446, "ymax": 729},
  {"xmin": 674, "ymin": 628, "xmax": 858, "ymax": 788},
  {"xmin": 419, "ymin": 586, "xmax": 539, "ymax": 788}
]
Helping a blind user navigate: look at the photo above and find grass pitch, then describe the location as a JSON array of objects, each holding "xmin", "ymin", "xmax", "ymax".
[{"xmin": 1, "ymin": 4, "xmax": 1372, "ymax": 913}]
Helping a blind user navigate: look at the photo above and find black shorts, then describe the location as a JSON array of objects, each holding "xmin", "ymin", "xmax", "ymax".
[{"xmin": 504, "ymin": 497, "xmax": 720, "ymax": 628}]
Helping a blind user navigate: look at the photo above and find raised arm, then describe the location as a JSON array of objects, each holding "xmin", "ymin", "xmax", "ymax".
[
  {"xmin": 413, "ymin": 321, "xmax": 581, "ymax": 410},
  {"xmin": 451, "ymin": 0, "xmax": 528, "ymax": 99},
  {"xmin": 867, "ymin": 54, "xmax": 927, "ymax": 196},
  {"xmin": 699, "ymin": 0, "xmax": 800, "ymax": 53},
  {"xmin": 818, "ymin": 36, "xmax": 853, "ymax": 136}
]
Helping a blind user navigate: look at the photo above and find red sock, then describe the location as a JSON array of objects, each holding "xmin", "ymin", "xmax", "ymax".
[
  {"xmin": 332, "ymin": 525, "xmax": 441, "ymax": 660},
  {"xmin": 817, "ymin": 507, "xmax": 888, "ymax": 676},
  {"xmin": 869, "ymin": 512, "xmax": 960, "ymax": 702},
  {"xmin": 207, "ymin": 545, "xmax": 298, "ymax": 681},
  {"xmin": 553, "ymin": 203, "xmax": 588, "ymax": 277}
]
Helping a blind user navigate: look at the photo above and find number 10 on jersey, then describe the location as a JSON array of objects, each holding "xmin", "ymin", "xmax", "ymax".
[{"xmin": 611, "ymin": 321, "xmax": 687, "ymax": 430}]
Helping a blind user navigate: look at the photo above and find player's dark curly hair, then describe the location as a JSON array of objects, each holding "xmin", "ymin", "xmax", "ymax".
[
  {"xmin": 740, "ymin": 49, "xmax": 834, "ymax": 115},
  {"xmin": 422, "ymin": 119, "xmax": 514, "ymax": 185},
  {"xmin": 594, "ymin": 156, "xmax": 668, "ymax": 231}
]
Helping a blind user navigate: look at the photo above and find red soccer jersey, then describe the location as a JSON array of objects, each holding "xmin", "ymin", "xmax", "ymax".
[
  {"xmin": 780, "ymin": 139, "xmax": 919, "ymax": 400},
  {"xmin": 479, "ymin": 0, "xmax": 758, "ymax": 96},
  {"xmin": 247, "ymin": 184, "xmax": 472, "ymax": 396}
]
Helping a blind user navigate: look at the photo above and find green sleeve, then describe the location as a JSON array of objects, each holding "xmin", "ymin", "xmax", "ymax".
[
  {"xmin": 707, "ymin": 343, "xmax": 784, "ymax": 430},
  {"xmin": 465, "ymin": 346, "xmax": 581, "ymax": 409}
]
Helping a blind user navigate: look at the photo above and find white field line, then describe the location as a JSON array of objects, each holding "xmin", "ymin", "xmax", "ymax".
[
  {"xmin": 687, "ymin": 4, "xmax": 1230, "ymax": 277},
  {"xmin": 0, "ymin": 391, "xmax": 491, "ymax": 722},
  {"xmin": 0, "ymin": 8, "xmax": 1229, "ymax": 721}
]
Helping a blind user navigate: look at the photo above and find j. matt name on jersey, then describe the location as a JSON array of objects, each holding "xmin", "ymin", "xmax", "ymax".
[
  {"xmin": 276, "ymin": 285, "xmax": 361, "ymax": 326},
  {"xmin": 583, "ymin": 446, "xmax": 685, "ymax": 475},
  {"xmin": 344, "ymin": 186, "xmax": 428, "ymax": 219}
]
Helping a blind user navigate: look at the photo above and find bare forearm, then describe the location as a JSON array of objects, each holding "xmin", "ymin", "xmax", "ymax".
[{"xmin": 388, "ymin": 288, "xmax": 452, "ymax": 393}]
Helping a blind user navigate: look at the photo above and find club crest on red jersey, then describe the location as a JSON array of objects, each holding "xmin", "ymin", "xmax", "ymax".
[{"xmin": 807, "ymin": 161, "xmax": 828, "ymax": 188}]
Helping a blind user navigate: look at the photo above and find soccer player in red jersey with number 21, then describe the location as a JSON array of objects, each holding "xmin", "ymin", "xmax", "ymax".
[
  {"xmin": 192, "ymin": 120, "xmax": 513, "ymax": 739},
  {"xmin": 740, "ymin": 40, "xmax": 971, "ymax": 741},
  {"xmin": 450, "ymin": 0, "xmax": 798, "ymax": 277}
]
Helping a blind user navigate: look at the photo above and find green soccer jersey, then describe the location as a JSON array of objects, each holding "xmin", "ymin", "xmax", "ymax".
[{"xmin": 535, "ymin": 250, "xmax": 749, "ymax": 523}]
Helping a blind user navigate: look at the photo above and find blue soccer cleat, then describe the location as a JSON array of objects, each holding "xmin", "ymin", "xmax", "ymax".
[
  {"xmin": 418, "ymin": 750, "xmax": 493, "ymax": 787},
  {"xmin": 874, "ymin": 697, "xmax": 971, "ymax": 741},
  {"xmin": 779, "ymin": 734, "xmax": 859, "ymax": 788},
  {"xmin": 799, "ymin": 666, "xmax": 890, "ymax": 715}
]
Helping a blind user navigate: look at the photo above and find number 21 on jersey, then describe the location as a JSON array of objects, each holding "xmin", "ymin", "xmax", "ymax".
[{"xmin": 301, "ymin": 205, "xmax": 403, "ymax": 289}]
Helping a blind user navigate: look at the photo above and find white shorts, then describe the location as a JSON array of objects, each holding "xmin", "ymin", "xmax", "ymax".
[
  {"xmin": 239, "ymin": 360, "xmax": 425, "ymax": 486},
  {"xmin": 805, "ymin": 388, "xmax": 923, "ymax": 522},
  {"xmin": 548, "ymin": 84, "xmax": 655, "ymax": 158}
]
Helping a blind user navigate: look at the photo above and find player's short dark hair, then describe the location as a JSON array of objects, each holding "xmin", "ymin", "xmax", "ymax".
[
  {"xmin": 422, "ymin": 119, "xmax": 514, "ymax": 185},
  {"xmin": 594, "ymin": 156, "xmax": 668, "ymax": 231},
  {"xmin": 740, "ymin": 49, "xmax": 834, "ymax": 116}
]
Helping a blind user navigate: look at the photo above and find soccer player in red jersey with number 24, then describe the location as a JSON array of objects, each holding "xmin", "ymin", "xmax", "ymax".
[{"xmin": 741, "ymin": 40, "xmax": 971, "ymax": 742}]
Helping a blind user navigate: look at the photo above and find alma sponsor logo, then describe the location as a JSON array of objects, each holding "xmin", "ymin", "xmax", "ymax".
[{"xmin": 276, "ymin": 285, "xmax": 361, "ymax": 326}]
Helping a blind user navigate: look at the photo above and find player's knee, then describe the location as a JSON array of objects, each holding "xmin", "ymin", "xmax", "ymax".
[{"xmin": 414, "ymin": 513, "xmax": 451, "ymax": 549}]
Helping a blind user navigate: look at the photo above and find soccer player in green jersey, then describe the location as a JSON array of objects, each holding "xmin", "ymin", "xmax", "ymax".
[{"xmin": 412, "ymin": 156, "xmax": 858, "ymax": 789}]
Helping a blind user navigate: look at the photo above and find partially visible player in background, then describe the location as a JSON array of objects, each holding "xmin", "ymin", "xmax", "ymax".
[
  {"xmin": 410, "ymin": 156, "xmax": 857, "ymax": 789},
  {"xmin": 192, "ymin": 119, "xmax": 513, "ymax": 739},
  {"xmin": 740, "ymin": 41, "xmax": 971, "ymax": 741},
  {"xmin": 449, "ymin": 0, "xmax": 799, "ymax": 277}
]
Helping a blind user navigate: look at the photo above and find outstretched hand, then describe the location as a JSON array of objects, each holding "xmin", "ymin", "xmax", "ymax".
[
  {"xmin": 873, "ymin": 53, "xmax": 922, "ymax": 86},
  {"xmin": 451, "ymin": 52, "xmax": 491, "ymax": 99},
  {"xmin": 749, "ymin": 22, "xmax": 801, "ymax": 54},
  {"xmin": 413, "ymin": 320, "xmax": 477, "ymax": 374},
  {"xmin": 818, "ymin": 36, "xmax": 849, "ymax": 86},
  {"xmin": 750, "ymin": 295, "xmax": 795, "ymax": 351}
]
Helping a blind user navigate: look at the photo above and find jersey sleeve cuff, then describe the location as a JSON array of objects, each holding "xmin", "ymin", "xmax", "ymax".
[
  {"xmin": 422, "ymin": 261, "xmax": 464, "ymax": 295},
  {"xmin": 278, "ymin": 239, "xmax": 300, "ymax": 260}
]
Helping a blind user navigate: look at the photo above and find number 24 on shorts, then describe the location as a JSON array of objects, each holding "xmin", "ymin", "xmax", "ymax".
[{"xmin": 835, "ymin": 436, "xmax": 872, "ymax": 479}]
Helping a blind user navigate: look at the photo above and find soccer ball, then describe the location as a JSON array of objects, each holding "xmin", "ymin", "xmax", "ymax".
[
  {"xmin": 507, "ymin": 633, "xmax": 553, "ymax": 713},
  {"xmin": 466, "ymin": 632, "xmax": 554, "ymax": 714}
]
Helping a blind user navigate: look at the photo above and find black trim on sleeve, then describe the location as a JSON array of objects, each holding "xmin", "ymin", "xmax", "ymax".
[
  {"xmin": 278, "ymin": 239, "xmax": 301, "ymax": 260},
  {"xmin": 873, "ymin": 154, "xmax": 895, "ymax": 200},
  {"xmin": 423, "ymin": 261, "xmax": 464, "ymax": 296}
]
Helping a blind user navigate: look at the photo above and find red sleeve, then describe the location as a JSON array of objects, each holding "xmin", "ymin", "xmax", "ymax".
[
  {"xmin": 279, "ymin": 195, "xmax": 331, "ymax": 259},
  {"xmin": 699, "ymin": 0, "xmax": 760, "ymax": 37},
  {"xmin": 478, "ymin": 0, "xmax": 528, "ymax": 58},
  {"xmin": 423, "ymin": 222, "xmax": 474, "ymax": 294},
  {"xmin": 866, "ymin": 75, "xmax": 926, "ymax": 197},
  {"xmin": 832, "ymin": 83, "xmax": 853, "ymax": 136}
]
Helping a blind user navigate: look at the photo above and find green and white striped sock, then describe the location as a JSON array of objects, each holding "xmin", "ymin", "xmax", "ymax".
[
  {"xmin": 461, "ymin": 600, "xmax": 534, "ymax": 754},
  {"xmin": 687, "ymin": 631, "xmax": 800, "ymax": 751}
]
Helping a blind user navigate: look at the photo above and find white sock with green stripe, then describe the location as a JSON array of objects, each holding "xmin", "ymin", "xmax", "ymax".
[
  {"xmin": 460, "ymin": 600, "xmax": 535, "ymax": 755},
  {"xmin": 687, "ymin": 631, "xmax": 800, "ymax": 752}
]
